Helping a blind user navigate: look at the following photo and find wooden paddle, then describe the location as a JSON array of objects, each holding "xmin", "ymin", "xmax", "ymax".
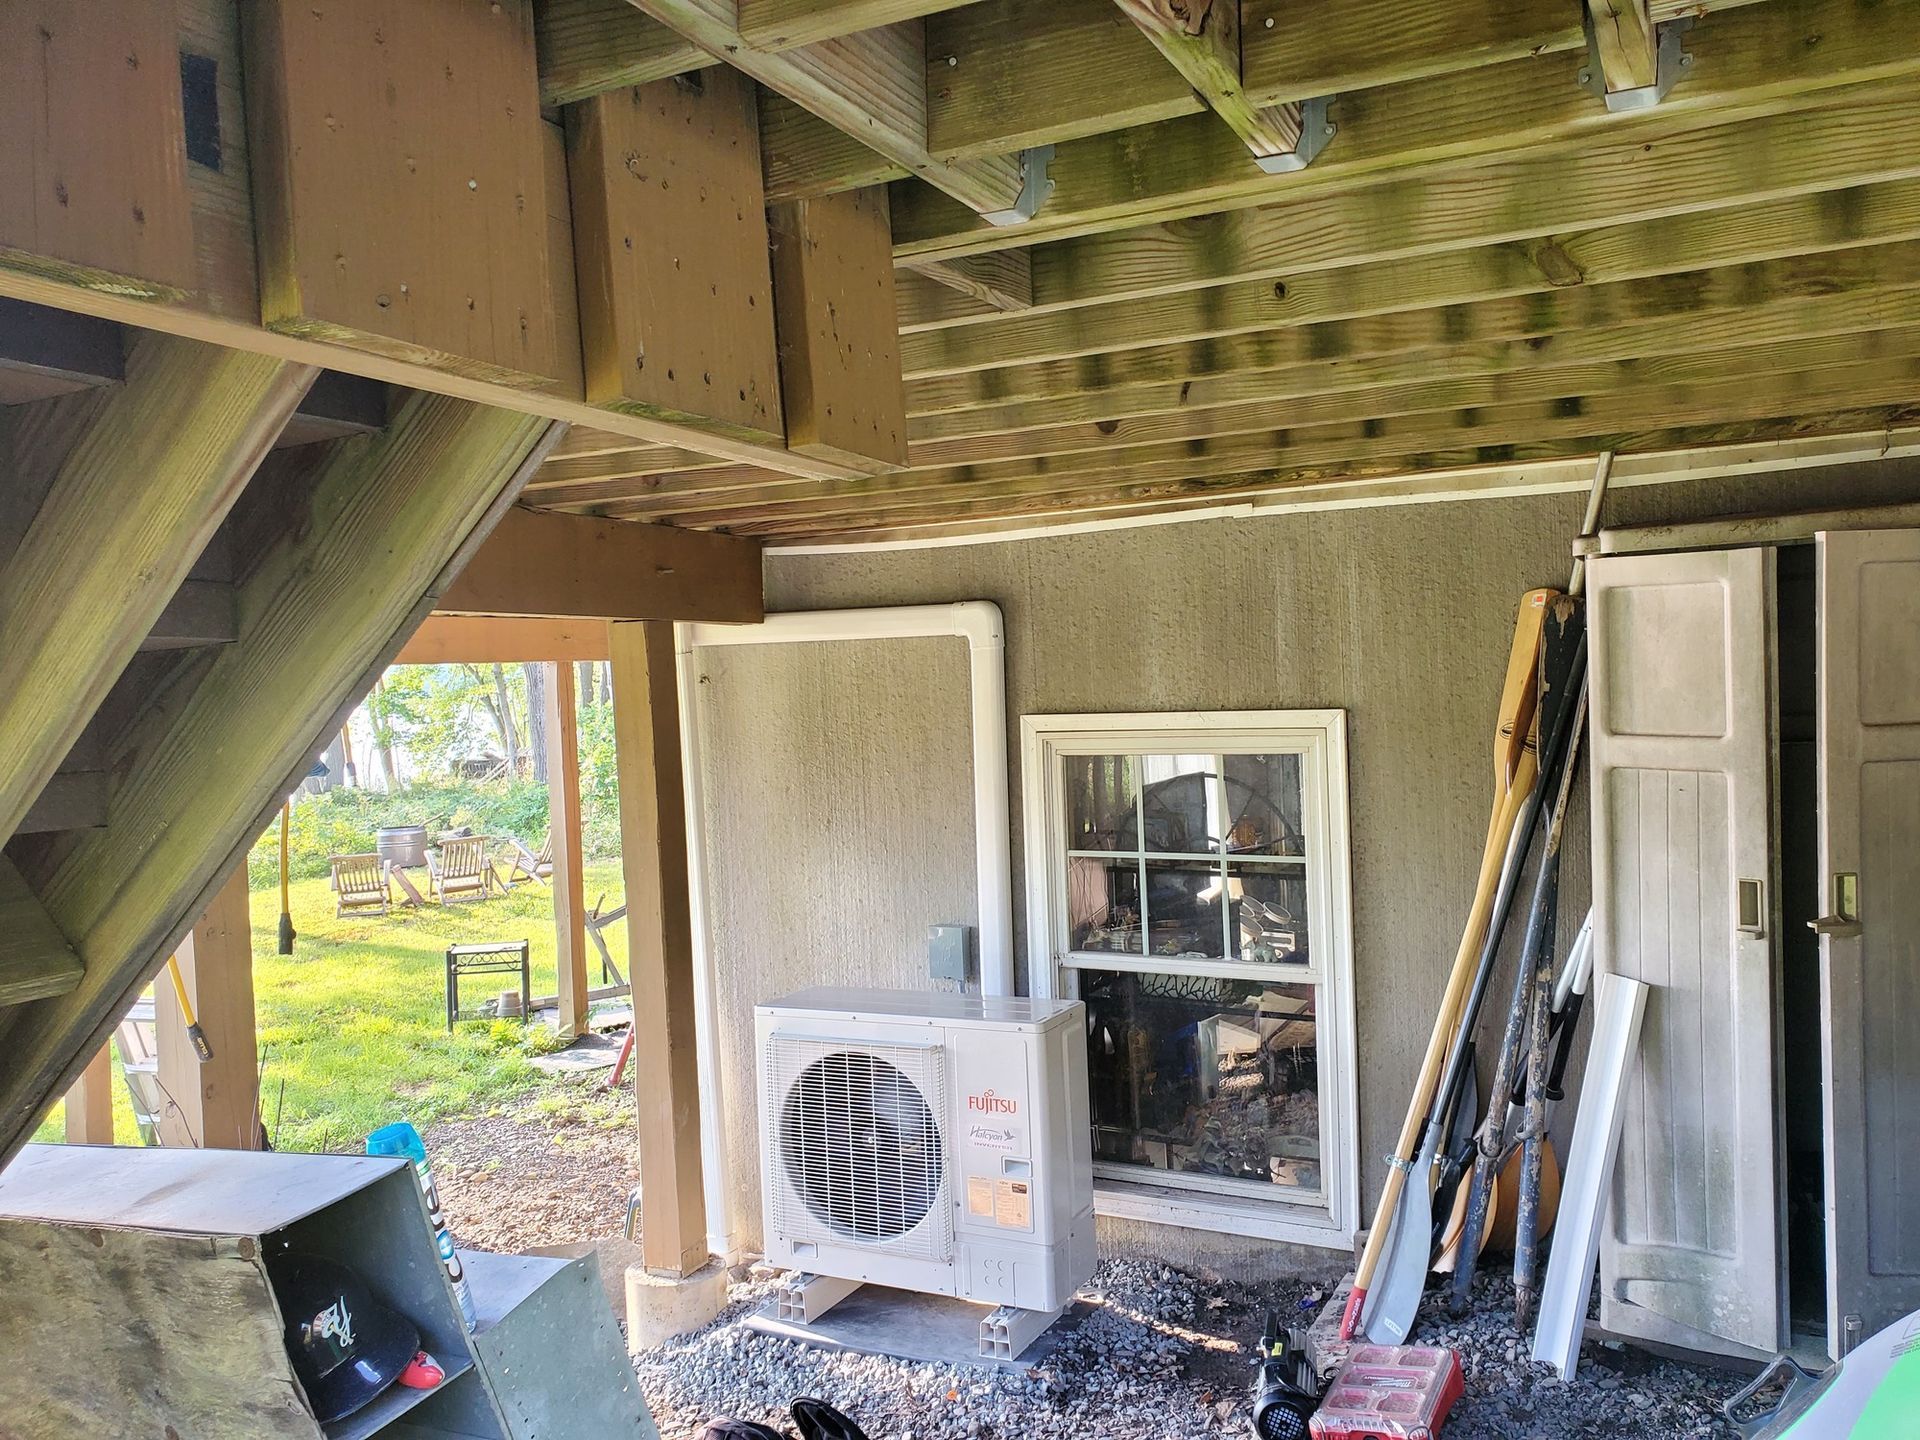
[{"xmin": 1340, "ymin": 587, "xmax": 1557, "ymax": 1340}]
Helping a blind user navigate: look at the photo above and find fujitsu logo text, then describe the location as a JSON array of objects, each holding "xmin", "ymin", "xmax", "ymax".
[{"xmin": 967, "ymin": 1090, "xmax": 1017, "ymax": 1115}]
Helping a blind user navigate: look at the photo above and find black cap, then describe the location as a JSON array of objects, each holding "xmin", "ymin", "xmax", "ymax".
[{"xmin": 267, "ymin": 1251, "xmax": 421, "ymax": 1423}]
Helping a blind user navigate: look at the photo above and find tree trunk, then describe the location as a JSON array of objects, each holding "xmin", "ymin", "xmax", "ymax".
[
  {"xmin": 488, "ymin": 663, "xmax": 521, "ymax": 778},
  {"xmin": 371, "ymin": 680, "xmax": 400, "ymax": 791},
  {"xmin": 524, "ymin": 662, "xmax": 549, "ymax": 785},
  {"xmin": 576, "ymin": 660, "xmax": 595, "ymax": 709}
]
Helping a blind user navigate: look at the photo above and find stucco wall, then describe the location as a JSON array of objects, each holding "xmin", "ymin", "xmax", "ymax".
[{"xmin": 692, "ymin": 457, "xmax": 1920, "ymax": 1273}]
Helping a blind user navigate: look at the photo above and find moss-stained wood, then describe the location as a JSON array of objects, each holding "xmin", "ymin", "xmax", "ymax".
[
  {"xmin": 905, "ymin": 250, "xmax": 1034, "ymax": 313},
  {"xmin": 0, "ymin": 399, "xmax": 562, "ymax": 1166},
  {"xmin": 680, "ymin": 356, "xmax": 1920, "ymax": 524},
  {"xmin": 536, "ymin": 0, "xmax": 717, "ymax": 105},
  {"xmin": 901, "ymin": 179, "xmax": 1920, "ymax": 378},
  {"xmin": 0, "ymin": 1, "xmax": 196, "ymax": 302},
  {"xmin": 568, "ymin": 72, "xmax": 785, "ymax": 443},
  {"xmin": 0, "ymin": 337, "xmax": 313, "ymax": 842},
  {"xmin": 177, "ymin": 0, "xmax": 264, "ymax": 320},
  {"xmin": 1113, "ymin": 1, "xmax": 1303, "ymax": 161},
  {"xmin": 896, "ymin": 270, "xmax": 1001, "ymax": 327},
  {"xmin": 893, "ymin": 0, "xmax": 1920, "ymax": 258},
  {"xmin": 1586, "ymin": 0, "xmax": 1661, "ymax": 95},
  {"xmin": 0, "ymin": 859, "xmax": 81, "ymax": 1006},
  {"xmin": 762, "ymin": 91, "xmax": 911, "ymax": 201},
  {"xmin": 437, "ymin": 505, "xmax": 764, "ymax": 623},
  {"xmin": 742, "ymin": 0, "xmax": 985, "ymax": 50},
  {"xmin": 628, "ymin": 0, "xmax": 1024, "ymax": 215},
  {"xmin": 913, "ymin": 86, "xmax": 1920, "ymax": 318},
  {"xmin": 245, "ymin": 0, "xmax": 560, "ymax": 388},
  {"xmin": 770, "ymin": 189, "xmax": 911, "ymax": 471},
  {"xmin": 735, "ymin": 409, "xmax": 1918, "ymax": 539}
]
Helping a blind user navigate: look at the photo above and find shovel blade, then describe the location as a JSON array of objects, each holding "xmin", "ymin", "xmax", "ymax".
[{"xmin": 1360, "ymin": 1161, "xmax": 1438, "ymax": 1344}]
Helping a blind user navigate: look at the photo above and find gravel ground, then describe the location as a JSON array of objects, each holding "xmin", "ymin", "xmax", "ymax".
[
  {"xmin": 633, "ymin": 1262, "xmax": 1741, "ymax": 1440},
  {"xmin": 422, "ymin": 1081, "xmax": 639, "ymax": 1253}
]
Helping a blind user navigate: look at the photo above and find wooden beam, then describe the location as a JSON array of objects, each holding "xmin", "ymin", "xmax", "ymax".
[
  {"xmin": 545, "ymin": 662, "xmax": 590, "ymax": 1040},
  {"xmin": 61, "ymin": 1045, "xmax": 113, "ymax": 1145},
  {"xmin": 0, "ymin": 397, "xmax": 562, "ymax": 1166},
  {"xmin": 741, "ymin": 0, "xmax": 983, "ymax": 49},
  {"xmin": 0, "ymin": 335, "xmax": 312, "ymax": 842},
  {"xmin": 17, "ymin": 772, "xmax": 108, "ymax": 836},
  {"xmin": 154, "ymin": 867, "xmax": 260, "ymax": 1151},
  {"xmin": 893, "ymin": 0, "xmax": 1920, "ymax": 258},
  {"xmin": 762, "ymin": 91, "xmax": 911, "ymax": 202},
  {"xmin": 1586, "ymin": 0, "xmax": 1661, "ymax": 96},
  {"xmin": 608, "ymin": 619, "xmax": 707, "ymax": 1277},
  {"xmin": 1113, "ymin": 1, "xmax": 1303, "ymax": 164},
  {"xmin": 770, "ymin": 189, "xmax": 910, "ymax": 471},
  {"xmin": 0, "ymin": 297, "xmax": 122, "ymax": 404},
  {"xmin": 396, "ymin": 616, "xmax": 613, "ymax": 665},
  {"xmin": 0, "ymin": 857, "xmax": 81, "ymax": 1006},
  {"xmin": 567, "ymin": 72, "xmax": 786, "ymax": 444},
  {"xmin": 536, "ymin": 0, "xmax": 717, "ymax": 105},
  {"xmin": 627, "ymin": 0, "xmax": 1025, "ymax": 216},
  {"xmin": 143, "ymin": 580, "xmax": 239, "ymax": 651},
  {"xmin": 903, "ymin": 250, "xmax": 1033, "ymax": 312},
  {"xmin": 436, "ymin": 505, "xmax": 763, "ymax": 622}
]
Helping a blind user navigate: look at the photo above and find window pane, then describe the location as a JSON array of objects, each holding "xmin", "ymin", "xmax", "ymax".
[
  {"xmin": 1068, "ymin": 855, "xmax": 1143, "ymax": 954},
  {"xmin": 1223, "ymin": 752, "xmax": 1306, "ymax": 857},
  {"xmin": 1081, "ymin": 970, "xmax": 1321, "ymax": 1193},
  {"xmin": 1064, "ymin": 754, "xmax": 1139, "ymax": 852},
  {"xmin": 1136, "ymin": 753, "xmax": 1221, "ymax": 854},
  {"xmin": 1229, "ymin": 864, "xmax": 1310, "ymax": 964},
  {"xmin": 1143, "ymin": 858, "xmax": 1226, "ymax": 958}
]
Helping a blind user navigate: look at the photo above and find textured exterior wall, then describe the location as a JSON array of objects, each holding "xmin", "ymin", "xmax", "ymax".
[{"xmin": 697, "ymin": 457, "xmax": 1920, "ymax": 1265}]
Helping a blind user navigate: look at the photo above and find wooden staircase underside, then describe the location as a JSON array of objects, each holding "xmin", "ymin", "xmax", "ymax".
[{"xmin": 0, "ymin": 301, "xmax": 564, "ymax": 1165}]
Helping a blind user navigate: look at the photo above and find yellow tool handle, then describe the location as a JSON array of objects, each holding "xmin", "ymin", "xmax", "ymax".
[{"xmin": 165, "ymin": 956, "xmax": 213, "ymax": 1063}]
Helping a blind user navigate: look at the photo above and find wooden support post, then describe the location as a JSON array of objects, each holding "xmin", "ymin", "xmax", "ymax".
[
  {"xmin": 1113, "ymin": 0, "xmax": 1305, "ymax": 165},
  {"xmin": 546, "ymin": 660, "xmax": 590, "ymax": 1040},
  {"xmin": 608, "ymin": 620, "xmax": 707, "ymax": 1277},
  {"xmin": 62, "ymin": 1045, "xmax": 114, "ymax": 1146},
  {"xmin": 155, "ymin": 867, "xmax": 260, "ymax": 1150},
  {"xmin": 1585, "ymin": 0, "xmax": 1660, "ymax": 95}
]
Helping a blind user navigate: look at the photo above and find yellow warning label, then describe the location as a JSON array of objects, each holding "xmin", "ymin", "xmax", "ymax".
[
  {"xmin": 967, "ymin": 1176, "xmax": 994, "ymax": 1218},
  {"xmin": 995, "ymin": 1179, "xmax": 1031, "ymax": 1230}
]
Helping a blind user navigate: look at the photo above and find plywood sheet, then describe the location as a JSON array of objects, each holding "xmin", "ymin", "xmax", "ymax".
[
  {"xmin": 0, "ymin": 0, "xmax": 196, "ymax": 298},
  {"xmin": 245, "ymin": 0, "xmax": 559, "ymax": 387},
  {"xmin": 568, "ymin": 70, "xmax": 784, "ymax": 443}
]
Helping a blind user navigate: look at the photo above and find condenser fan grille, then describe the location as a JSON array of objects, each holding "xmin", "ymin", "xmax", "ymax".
[{"xmin": 767, "ymin": 1035, "xmax": 952, "ymax": 1261}]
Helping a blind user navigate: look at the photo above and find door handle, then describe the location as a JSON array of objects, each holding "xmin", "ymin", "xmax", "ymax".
[{"xmin": 1810, "ymin": 872, "xmax": 1861, "ymax": 939}]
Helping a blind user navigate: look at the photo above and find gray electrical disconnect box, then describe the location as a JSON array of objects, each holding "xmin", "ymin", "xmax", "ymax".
[{"xmin": 927, "ymin": 924, "xmax": 973, "ymax": 987}]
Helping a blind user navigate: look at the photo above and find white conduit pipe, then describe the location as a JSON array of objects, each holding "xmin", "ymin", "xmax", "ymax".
[{"xmin": 674, "ymin": 602, "xmax": 1012, "ymax": 1259}]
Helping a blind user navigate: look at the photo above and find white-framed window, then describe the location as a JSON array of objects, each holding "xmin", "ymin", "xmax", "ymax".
[{"xmin": 1021, "ymin": 711, "xmax": 1358, "ymax": 1248}]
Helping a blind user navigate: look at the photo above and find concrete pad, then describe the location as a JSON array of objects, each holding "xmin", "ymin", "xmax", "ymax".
[
  {"xmin": 627, "ymin": 1260, "xmax": 729, "ymax": 1352},
  {"xmin": 743, "ymin": 1282, "xmax": 1088, "ymax": 1371},
  {"xmin": 528, "ymin": 1031, "xmax": 622, "ymax": 1075}
]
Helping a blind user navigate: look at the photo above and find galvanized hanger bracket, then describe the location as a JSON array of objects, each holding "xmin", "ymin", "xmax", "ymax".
[
  {"xmin": 980, "ymin": 144, "xmax": 1056, "ymax": 227},
  {"xmin": 1254, "ymin": 96, "xmax": 1335, "ymax": 175},
  {"xmin": 1580, "ymin": 16, "xmax": 1692, "ymax": 113}
]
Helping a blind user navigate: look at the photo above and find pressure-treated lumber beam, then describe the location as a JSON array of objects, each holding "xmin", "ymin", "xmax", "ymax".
[
  {"xmin": 1585, "ymin": 0, "xmax": 1661, "ymax": 96},
  {"xmin": 900, "ymin": 179, "xmax": 1920, "ymax": 381},
  {"xmin": 609, "ymin": 619, "xmax": 708, "ymax": 1276},
  {"xmin": 436, "ymin": 505, "xmax": 764, "ymax": 623},
  {"xmin": 1113, "ymin": 1, "xmax": 1303, "ymax": 165},
  {"xmin": 544, "ymin": 662, "xmax": 590, "ymax": 1040},
  {"xmin": 894, "ymin": 0, "xmax": 1920, "ymax": 258},
  {"xmin": 61, "ymin": 1045, "xmax": 114, "ymax": 1145},
  {"xmin": 762, "ymin": 91, "xmax": 911, "ymax": 201},
  {"xmin": 0, "ymin": 397, "xmax": 561, "ymax": 1167},
  {"xmin": 741, "ymin": 0, "xmax": 983, "ymax": 49},
  {"xmin": 396, "ymin": 616, "xmax": 613, "ymax": 665},
  {"xmin": 0, "ymin": 335, "xmax": 313, "ymax": 842},
  {"xmin": 627, "ymin": 0, "xmax": 1026, "ymax": 216},
  {"xmin": 536, "ymin": 0, "xmax": 718, "ymax": 105},
  {"xmin": 903, "ymin": 250, "xmax": 1034, "ymax": 312},
  {"xmin": 769, "ymin": 189, "xmax": 910, "ymax": 471},
  {"xmin": 0, "ymin": 858, "xmax": 81, "ymax": 1007},
  {"xmin": 154, "ymin": 867, "xmax": 260, "ymax": 1150},
  {"xmin": 903, "ymin": 241, "xmax": 1920, "ymax": 437}
]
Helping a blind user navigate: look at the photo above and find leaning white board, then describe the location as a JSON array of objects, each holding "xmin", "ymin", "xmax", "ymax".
[{"xmin": 1531, "ymin": 972, "xmax": 1652, "ymax": 1377}]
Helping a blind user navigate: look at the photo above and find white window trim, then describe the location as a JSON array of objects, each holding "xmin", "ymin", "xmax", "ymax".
[{"xmin": 1021, "ymin": 710, "xmax": 1359, "ymax": 1250}]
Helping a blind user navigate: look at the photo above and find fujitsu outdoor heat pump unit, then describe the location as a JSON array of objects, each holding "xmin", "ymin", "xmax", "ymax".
[{"xmin": 756, "ymin": 987, "xmax": 1095, "ymax": 1359}]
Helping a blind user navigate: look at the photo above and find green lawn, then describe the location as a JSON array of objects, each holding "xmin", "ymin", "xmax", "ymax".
[{"xmin": 35, "ymin": 864, "xmax": 630, "ymax": 1152}]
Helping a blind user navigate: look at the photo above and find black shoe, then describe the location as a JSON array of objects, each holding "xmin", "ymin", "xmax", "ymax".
[
  {"xmin": 694, "ymin": 1422, "xmax": 786, "ymax": 1440},
  {"xmin": 791, "ymin": 1398, "xmax": 870, "ymax": 1440}
]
